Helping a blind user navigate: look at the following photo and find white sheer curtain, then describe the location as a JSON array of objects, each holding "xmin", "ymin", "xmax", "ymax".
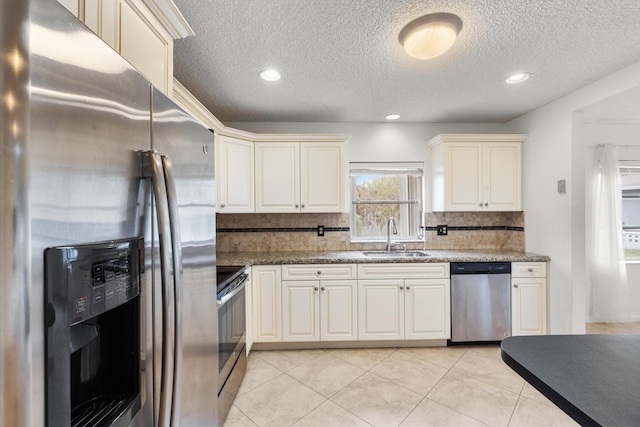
[{"xmin": 590, "ymin": 144, "xmax": 629, "ymax": 322}]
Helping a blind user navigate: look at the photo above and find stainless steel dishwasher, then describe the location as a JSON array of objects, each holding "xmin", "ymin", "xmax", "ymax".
[{"xmin": 450, "ymin": 262, "xmax": 511, "ymax": 343}]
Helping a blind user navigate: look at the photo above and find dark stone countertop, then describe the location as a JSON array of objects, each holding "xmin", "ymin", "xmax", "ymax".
[
  {"xmin": 502, "ymin": 334, "xmax": 640, "ymax": 427},
  {"xmin": 217, "ymin": 249, "xmax": 549, "ymax": 267}
]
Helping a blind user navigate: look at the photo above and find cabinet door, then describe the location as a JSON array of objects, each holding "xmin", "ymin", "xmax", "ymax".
[
  {"xmin": 252, "ymin": 266, "xmax": 282, "ymax": 342},
  {"xmin": 405, "ymin": 279, "xmax": 451, "ymax": 340},
  {"xmin": 358, "ymin": 280, "xmax": 404, "ymax": 340},
  {"xmin": 282, "ymin": 281, "xmax": 320, "ymax": 341},
  {"xmin": 484, "ymin": 143, "xmax": 521, "ymax": 211},
  {"xmin": 255, "ymin": 142, "xmax": 300, "ymax": 213},
  {"xmin": 511, "ymin": 277, "xmax": 547, "ymax": 335},
  {"xmin": 217, "ymin": 136, "xmax": 254, "ymax": 213},
  {"xmin": 245, "ymin": 268, "xmax": 253, "ymax": 355},
  {"xmin": 119, "ymin": 1, "xmax": 172, "ymax": 94},
  {"xmin": 320, "ymin": 280, "xmax": 357, "ymax": 341},
  {"xmin": 445, "ymin": 143, "xmax": 483, "ymax": 211},
  {"xmin": 300, "ymin": 143, "xmax": 344, "ymax": 212}
]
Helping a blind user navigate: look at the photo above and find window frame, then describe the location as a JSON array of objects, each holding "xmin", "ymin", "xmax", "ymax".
[
  {"xmin": 620, "ymin": 163, "xmax": 640, "ymax": 261},
  {"xmin": 349, "ymin": 162, "xmax": 424, "ymax": 243}
]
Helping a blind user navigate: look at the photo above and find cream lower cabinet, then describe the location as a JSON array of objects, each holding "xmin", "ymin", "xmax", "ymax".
[
  {"xmin": 245, "ymin": 267, "xmax": 253, "ymax": 355},
  {"xmin": 357, "ymin": 263, "xmax": 450, "ymax": 341},
  {"xmin": 511, "ymin": 262, "xmax": 548, "ymax": 335},
  {"xmin": 282, "ymin": 265, "xmax": 357, "ymax": 342},
  {"xmin": 252, "ymin": 265, "xmax": 282, "ymax": 342}
]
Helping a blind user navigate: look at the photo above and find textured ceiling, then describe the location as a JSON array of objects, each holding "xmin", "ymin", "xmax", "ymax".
[{"xmin": 172, "ymin": 0, "xmax": 640, "ymax": 124}]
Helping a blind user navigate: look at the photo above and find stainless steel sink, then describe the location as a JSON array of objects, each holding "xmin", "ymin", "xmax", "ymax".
[{"xmin": 362, "ymin": 251, "xmax": 430, "ymax": 257}]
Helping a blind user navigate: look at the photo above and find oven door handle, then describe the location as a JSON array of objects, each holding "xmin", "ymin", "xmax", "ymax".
[{"xmin": 217, "ymin": 275, "xmax": 247, "ymax": 306}]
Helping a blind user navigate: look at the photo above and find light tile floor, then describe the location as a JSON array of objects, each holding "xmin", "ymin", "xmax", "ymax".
[
  {"xmin": 585, "ymin": 321, "xmax": 640, "ymax": 334},
  {"xmin": 223, "ymin": 345, "xmax": 579, "ymax": 427}
]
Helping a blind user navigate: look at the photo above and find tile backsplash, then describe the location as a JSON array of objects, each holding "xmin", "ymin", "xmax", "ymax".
[{"xmin": 217, "ymin": 211, "xmax": 525, "ymax": 252}]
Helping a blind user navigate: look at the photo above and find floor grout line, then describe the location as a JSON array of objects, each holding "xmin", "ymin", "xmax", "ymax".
[{"xmin": 228, "ymin": 345, "xmax": 580, "ymax": 427}]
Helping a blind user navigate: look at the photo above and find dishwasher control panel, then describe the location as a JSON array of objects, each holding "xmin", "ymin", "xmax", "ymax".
[{"xmin": 450, "ymin": 262, "xmax": 511, "ymax": 275}]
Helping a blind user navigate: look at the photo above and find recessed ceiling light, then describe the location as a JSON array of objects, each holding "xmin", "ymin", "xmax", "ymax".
[
  {"xmin": 398, "ymin": 13, "xmax": 463, "ymax": 60},
  {"xmin": 260, "ymin": 69, "xmax": 281, "ymax": 81},
  {"xmin": 506, "ymin": 72, "xmax": 533, "ymax": 84},
  {"xmin": 385, "ymin": 114, "xmax": 400, "ymax": 120}
]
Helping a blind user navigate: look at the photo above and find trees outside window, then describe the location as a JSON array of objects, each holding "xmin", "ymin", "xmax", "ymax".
[{"xmin": 350, "ymin": 163, "xmax": 423, "ymax": 242}]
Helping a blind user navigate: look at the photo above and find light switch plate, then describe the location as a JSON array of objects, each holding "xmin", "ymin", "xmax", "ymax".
[{"xmin": 557, "ymin": 179, "xmax": 566, "ymax": 194}]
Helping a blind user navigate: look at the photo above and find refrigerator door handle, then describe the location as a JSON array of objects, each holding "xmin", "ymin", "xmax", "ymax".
[
  {"xmin": 146, "ymin": 150, "xmax": 175, "ymax": 427},
  {"xmin": 161, "ymin": 154, "xmax": 183, "ymax": 425}
]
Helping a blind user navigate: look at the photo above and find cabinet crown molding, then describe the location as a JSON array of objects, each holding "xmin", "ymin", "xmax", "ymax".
[
  {"xmin": 172, "ymin": 78, "xmax": 351, "ymax": 144},
  {"xmin": 140, "ymin": 0, "xmax": 194, "ymax": 39},
  {"xmin": 426, "ymin": 133, "xmax": 528, "ymax": 147}
]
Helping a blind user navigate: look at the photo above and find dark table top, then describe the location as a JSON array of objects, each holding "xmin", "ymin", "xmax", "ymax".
[{"xmin": 501, "ymin": 334, "xmax": 640, "ymax": 427}]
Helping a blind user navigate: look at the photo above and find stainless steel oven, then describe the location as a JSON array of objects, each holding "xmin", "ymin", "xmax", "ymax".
[{"xmin": 216, "ymin": 265, "xmax": 248, "ymax": 426}]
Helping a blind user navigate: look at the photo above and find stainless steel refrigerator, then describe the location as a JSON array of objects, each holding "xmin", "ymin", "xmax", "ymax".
[{"xmin": 0, "ymin": 1, "xmax": 218, "ymax": 426}]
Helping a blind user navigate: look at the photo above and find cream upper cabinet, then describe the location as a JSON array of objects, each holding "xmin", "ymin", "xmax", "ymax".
[
  {"xmin": 511, "ymin": 262, "xmax": 548, "ymax": 336},
  {"xmin": 255, "ymin": 142, "xmax": 300, "ymax": 213},
  {"xmin": 428, "ymin": 134, "xmax": 526, "ymax": 212},
  {"xmin": 255, "ymin": 141, "xmax": 344, "ymax": 213},
  {"xmin": 216, "ymin": 135, "xmax": 254, "ymax": 213},
  {"xmin": 300, "ymin": 143, "xmax": 344, "ymax": 213},
  {"xmin": 57, "ymin": 0, "xmax": 193, "ymax": 95}
]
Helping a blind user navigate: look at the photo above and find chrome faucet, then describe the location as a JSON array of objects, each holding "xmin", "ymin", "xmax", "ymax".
[{"xmin": 386, "ymin": 217, "xmax": 398, "ymax": 251}]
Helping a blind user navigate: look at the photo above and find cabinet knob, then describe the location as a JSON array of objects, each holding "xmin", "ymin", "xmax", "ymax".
[
  {"xmin": 295, "ymin": 204, "xmax": 299, "ymax": 208},
  {"xmin": 314, "ymin": 287, "xmax": 319, "ymax": 291},
  {"xmin": 317, "ymin": 271, "xmax": 322, "ymax": 275},
  {"xmin": 484, "ymin": 203, "xmax": 488, "ymax": 207},
  {"xmin": 478, "ymin": 203, "xmax": 483, "ymax": 207},
  {"xmin": 406, "ymin": 285, "xmax": 411, "ymax": 290},
  {"xmin": 321, "ymin": 286, "xmax": 325, "ymax": 291},
  {"xmin": 220, "ymin": 203, "xmax": 225, "ymax": 208},
  {"xmin": 514, "ymin": 284, "xmax": 519, "ymax": 288},
  {"xmin": 399, "ymin": 285, "xmax": 404, "ymax": 290},
  {"xmin": 301, "ymin": 204, "xmax": 305, "ymax": 208},
  {"xmin": 527, "ymin": 268, "xmax": 534, "ymax": 272}
]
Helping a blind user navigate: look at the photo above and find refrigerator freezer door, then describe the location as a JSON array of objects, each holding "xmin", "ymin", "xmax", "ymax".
[{"xmin": 151, "ymin": 88, "xmax": 218, "ymax": 426}]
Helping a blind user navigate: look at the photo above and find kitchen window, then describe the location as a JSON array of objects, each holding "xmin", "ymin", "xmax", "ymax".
[
  {"xmin": 350, "ymin": 162, "xmax": 424, "ymax": 242},
  {"xmin": 620, "ymin": 164, "xmax": 640, "ymax": 260}
]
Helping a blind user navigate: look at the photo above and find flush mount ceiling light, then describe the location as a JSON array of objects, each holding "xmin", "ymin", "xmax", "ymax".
[
  {"xmin": 385, "ymin": 114, "xmax": 400, "ymax": 120},
  {"xmin": 506, "ymin": 72, "xmax": 533, "ymax": 84},
  {"xmin": 259, "ymin": 69, "xmax": 281, "ymax": 81},
  {"xmin": 398, "ymin": 12, "xmax": 463, "ymax": 60}
]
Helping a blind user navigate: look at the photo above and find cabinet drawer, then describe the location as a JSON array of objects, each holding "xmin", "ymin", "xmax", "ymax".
[
  {"xmin": 511, "ymin": 262, "xmax": 546, "ymax": 278},
  {"xmin": 357, "ymin": 263, "xmax": 449, "ymax": 279},
  {"xmin": 282, "ymin": 264, "xmax": 357, "ymax": 280}
]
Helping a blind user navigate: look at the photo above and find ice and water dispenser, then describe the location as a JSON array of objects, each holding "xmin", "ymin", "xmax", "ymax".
[{"xmin": 45, "ymin": 238, "xmax": 143, "ymax": 427}]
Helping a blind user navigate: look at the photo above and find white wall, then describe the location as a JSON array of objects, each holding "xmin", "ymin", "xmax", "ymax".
[
  {"xmin": 229, "ymin": 122, "xmax": 505, "ymax": 165},
  {"xmin": 505, "ymin": 61, "xmax": 640, "ymax": 334}
]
